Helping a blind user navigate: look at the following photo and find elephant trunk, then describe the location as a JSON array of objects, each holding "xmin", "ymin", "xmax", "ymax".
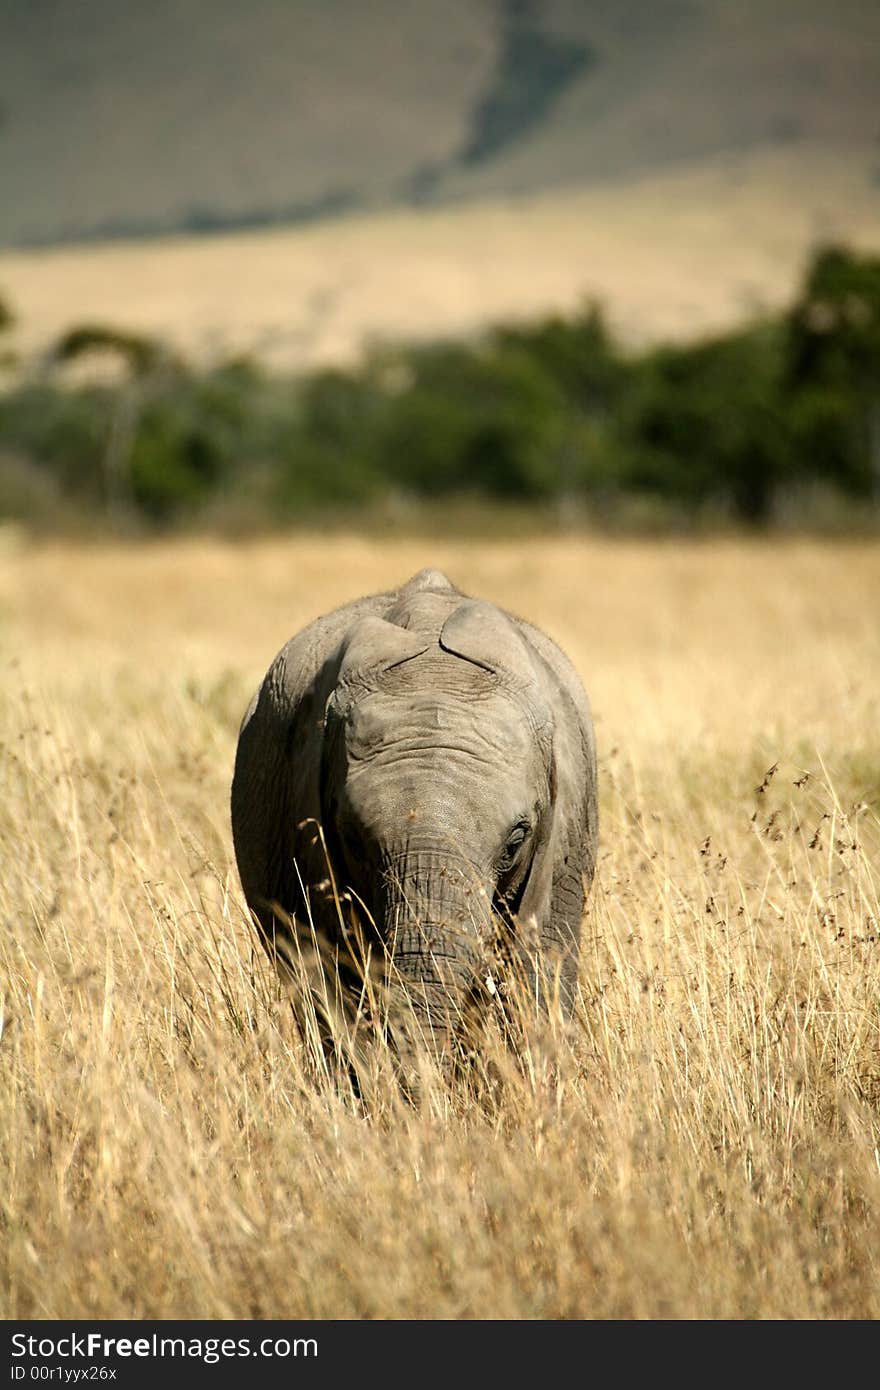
[{"xmin": 379, "ymin": 849, "xmax": 491, "ymax": 1063}]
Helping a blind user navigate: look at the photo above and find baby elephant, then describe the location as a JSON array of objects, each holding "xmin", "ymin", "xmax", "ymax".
[{"xmin": 231, "ymin": 569, "xmax": 597, "ymax": 1062}]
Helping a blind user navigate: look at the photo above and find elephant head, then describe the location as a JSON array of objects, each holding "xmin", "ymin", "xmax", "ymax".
[
  {"xmin": 319, "ymin": 596, "xmax": 562, "ymax": 1061},
  {"xmin": 232, "ymin": 569, "xmax": 597, "ymax": 1086}
]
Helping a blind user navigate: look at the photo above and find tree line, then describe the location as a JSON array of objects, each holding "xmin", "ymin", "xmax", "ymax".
[{"xmin": 1, "ymin": 244, "xmax": 878, "ymax": 530}]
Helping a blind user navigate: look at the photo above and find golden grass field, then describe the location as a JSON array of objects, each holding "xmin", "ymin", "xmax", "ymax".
[
  {"xmin": 3, "ymin": 144, "xmax": 880, "ymax": 371},
  {"xmin": 1, "ymin": 532, "xmax": 879, "ymax": 1319}
]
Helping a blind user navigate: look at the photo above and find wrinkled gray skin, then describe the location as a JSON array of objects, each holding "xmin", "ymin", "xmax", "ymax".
[{"xmin": 231, "ymin": 569, "xmax": 598, "ymax": 1063}]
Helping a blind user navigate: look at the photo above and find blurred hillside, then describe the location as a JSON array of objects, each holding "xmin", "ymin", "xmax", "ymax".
[
  {"xmin": 2, "ymin": 0, "xmax": 879, "ymax": 247},
  {"xmin": 2, "ymin": 147, "xmax": 880, "ymax": 372}
]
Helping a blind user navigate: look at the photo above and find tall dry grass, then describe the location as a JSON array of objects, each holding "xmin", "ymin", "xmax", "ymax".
[{"xmin": 1, "ymin": 533, "xmax": 878, "ymax": 1319}]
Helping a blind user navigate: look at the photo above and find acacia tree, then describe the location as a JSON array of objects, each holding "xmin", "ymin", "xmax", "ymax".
[{"xmin": 50, "ymin": 324, "xmax": 177, "ymax": 524}]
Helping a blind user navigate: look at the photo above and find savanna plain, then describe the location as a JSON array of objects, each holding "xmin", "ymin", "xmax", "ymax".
[{"xmin": 1, "ymin": 532, "xmax": 878, "ymax": 1319}]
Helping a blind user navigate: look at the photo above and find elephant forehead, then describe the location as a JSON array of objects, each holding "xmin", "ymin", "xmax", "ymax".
[{"xmin": 343, "ymin": 690, "xmax": 535, "ymax": 759}]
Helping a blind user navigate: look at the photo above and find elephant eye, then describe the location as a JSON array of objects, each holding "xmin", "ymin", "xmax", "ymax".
[{"xmin": 502, "ymin": 820, "xmax": 531, "ymax": 863}]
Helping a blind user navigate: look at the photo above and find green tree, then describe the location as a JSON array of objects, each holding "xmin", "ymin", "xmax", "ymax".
[
  {"xmin": 785, "ymin": 245, "xmax": 880, "ymax": 497},
  {"xmin": 276, "ymin": 369, "xmax": 385, "ymax": 509},
  {"xmin": 619, "ymin": 323, "xmax": 791, "ymax": 522},
  {"xmin": 379, "ymin": 343, "xmax": 572, "ymax": 500},
  {"xmin": 491, "ymin": 303, "xmax": 624, "ymax": 413}
]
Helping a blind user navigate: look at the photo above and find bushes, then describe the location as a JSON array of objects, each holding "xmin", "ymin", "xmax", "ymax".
[
  {"xmin": 618, "ymin": 324, "xmax": 793, "ymax": 522},
  {"xmin": 377, "ymin": 343, "xmax": 574, "ymax": 499},
  {"xmin": 275, "ymin": 370, "xmax": 384, "ymax": 509},
  {"xmin": 1, "ymin": 245, "xmax": 879, "ymax": 529},
  {"xmin": 0, "ymin": 383, "xmax": 111, "ymax": 502}
]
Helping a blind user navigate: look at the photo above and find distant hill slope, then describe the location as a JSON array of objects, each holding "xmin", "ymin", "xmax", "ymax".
[
  {"xmin": 3, "ymin": 144, "xmax": 879, "ymax": 372},
  {"xmin": 1, "ymin": 0, "xmax": 879, "ymax": 247}
]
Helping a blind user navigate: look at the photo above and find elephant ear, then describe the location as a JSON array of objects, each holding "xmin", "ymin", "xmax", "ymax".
[
  {"xmin": 510, "ymin": 639, "xmax": 596, "ymax": 1003},
  {"xmin": 336, "ymin": 616, "xmax": 430, "ymax": 687},
  {"xmin": 323, "ymin": 615, "xmax": 431, "ymax": 797},
  {"xmin": 440, "ymin": 601, "xmax": 544, "ymax": 693}
]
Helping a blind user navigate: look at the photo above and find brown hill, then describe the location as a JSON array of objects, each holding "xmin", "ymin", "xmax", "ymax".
[{"xmin": 1, "ymin": 0, "xmax": 878, "ymax": 246}]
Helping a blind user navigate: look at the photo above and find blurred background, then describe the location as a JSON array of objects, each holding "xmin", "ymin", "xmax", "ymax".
[{"xmin": 1, "ymin": 0, "xmax": 879, "ymax": 533}]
